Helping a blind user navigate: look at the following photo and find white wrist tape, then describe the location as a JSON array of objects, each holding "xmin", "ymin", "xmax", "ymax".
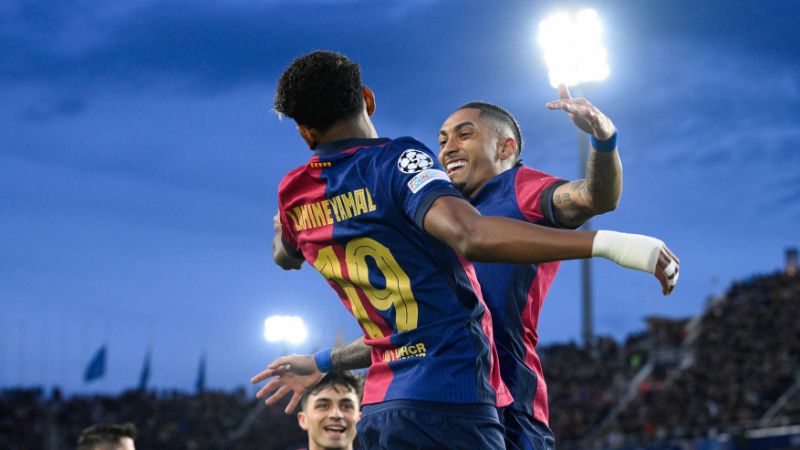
[{"xmin": 592, "ymin": 231, "xmax": 662, "ymax": 274}]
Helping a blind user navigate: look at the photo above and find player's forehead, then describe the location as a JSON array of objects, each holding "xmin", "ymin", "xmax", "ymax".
[
  {"xmin": 439, "ymin": 108, "xmax": 485, "ymax": 134},
  {"xmin": 309, "ymin": 384, "xmax": 358, "ymax": 403}
]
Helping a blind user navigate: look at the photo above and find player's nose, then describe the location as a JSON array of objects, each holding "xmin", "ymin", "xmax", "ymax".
[
  {"xmin": 329, "ymin": 406, "xmax": 344, "ymax": 419},
  {"xmin": 439, "ymin": 139, "xmax": 458, "ymax": 163}
]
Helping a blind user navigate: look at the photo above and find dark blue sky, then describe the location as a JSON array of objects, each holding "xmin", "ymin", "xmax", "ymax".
[{"xmin": 1, "ymin": 0, "xmax": 798, "ymax": 393}]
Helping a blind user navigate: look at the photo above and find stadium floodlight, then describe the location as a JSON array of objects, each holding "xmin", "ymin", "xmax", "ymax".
[
  {"xmin": 263, "ymin": 315, "xmax": 308, "ymax": 345},
  {"xmin": 538, "ymin": 8, "xmax": 609, "ymax": 88}
]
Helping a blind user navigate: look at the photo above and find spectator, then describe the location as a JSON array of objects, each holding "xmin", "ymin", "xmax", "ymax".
[{"xmin": 77, "ymin": 423, "xmax": 136, "ymax": 450}]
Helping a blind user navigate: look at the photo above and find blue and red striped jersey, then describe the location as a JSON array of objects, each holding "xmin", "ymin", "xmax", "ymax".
[
  {"xmin": 468, "ymin": 165, "xmax": 567, "ymax": 425},
  {"xmin": 278, "ymin": 137, "xmax": 511, "ymax": 407}
]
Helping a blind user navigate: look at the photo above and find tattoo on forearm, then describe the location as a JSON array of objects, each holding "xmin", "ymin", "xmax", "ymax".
[
  {"xmin": 331, "ymin": 339, "xmax": 372, "ymax": 370},
  {"xmin": 585, "ymin": 152, "xmax": 621, "ymax": 200}
]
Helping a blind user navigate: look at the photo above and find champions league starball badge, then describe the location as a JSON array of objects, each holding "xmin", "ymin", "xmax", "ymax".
[{"xmin": 397, "ymin": 149, "xmax": 434, "ymax": 174}]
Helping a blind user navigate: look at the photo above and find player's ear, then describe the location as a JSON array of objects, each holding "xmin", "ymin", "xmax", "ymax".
[
  {"xmin": 362, "ymin": 86, "xmax": 376, "ymax": 117},
  {"xmin": 297, "ymin": 124, "xmax": 319, "ymax": 149},
  {"xmin": 297, "ymin": 411, "xmax": 309, "ymax": 430},
  {"xmin": 497, "ymin": 137, "xmax": 518, "ymax": 162}
]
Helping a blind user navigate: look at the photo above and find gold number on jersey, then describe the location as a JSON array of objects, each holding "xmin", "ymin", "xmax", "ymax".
[{"xmin": 313, "ymin": 238, "xmax": 418, "ymax": 339}]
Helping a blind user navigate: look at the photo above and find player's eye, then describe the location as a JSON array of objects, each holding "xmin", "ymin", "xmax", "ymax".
[
  {"xmin": 315, "ymin": 401, "xmax": 331, "ymax": 410},
  {"xmin": 459, "ymin": 132, "xmax": 472, "ymax": 140},
  {"xmin": 438, "ymin": 138, "xmax": 447, "ymax": 148}
]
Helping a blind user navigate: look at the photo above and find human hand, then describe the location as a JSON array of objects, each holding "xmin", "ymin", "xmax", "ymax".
[
  {"xmin": 251, "ymin": 354, "xmax": 325, "ymax": 414},
  {"xmin": 273, "ymin": 212, "xmax": 282, "ymax": 235},
  {"xmin": 654, "ymin": 245, "xmax": 680, "ymax": 296},
  {"xmin": 546, "ymin": 84, "xmax": 616, "ymax": 140},
  {"xmin": 591, "ymin": 231, "xmax": 680, "ymax": 296}
]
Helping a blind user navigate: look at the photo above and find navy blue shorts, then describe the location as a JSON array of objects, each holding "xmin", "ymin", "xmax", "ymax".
[
  {"xmin": 357, "ymin": 400, "xmax": 505, "ymax": 449},
  {"xmin": 501, "ymin": 408, "xmax": 555, "ymax": 450}
]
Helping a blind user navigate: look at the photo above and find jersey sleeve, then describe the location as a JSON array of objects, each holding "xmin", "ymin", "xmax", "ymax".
[
  {"xmin": 514, "ymin": 166, "xmax": 573, "ymax": 229},
  {"xmin": 383, "ymin": 137, "xmax": 463, "ymax": 228}
]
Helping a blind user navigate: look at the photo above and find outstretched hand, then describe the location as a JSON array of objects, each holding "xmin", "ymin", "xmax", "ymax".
[
  {"xmin": 654, "ymin": 245, "xmax": 680, "ymax": 296},
  {"xmin": 251, "ymin": 354, "xmax": 324, "ymax": 414},
  {"xmin": 546, "ymin": 84, "xmax": 616, "ymax": 141}
]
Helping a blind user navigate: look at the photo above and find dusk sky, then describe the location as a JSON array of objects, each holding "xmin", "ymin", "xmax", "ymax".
[{"xmin": 1, "ymin": 0, "xmax": 798, "ymax": 394}]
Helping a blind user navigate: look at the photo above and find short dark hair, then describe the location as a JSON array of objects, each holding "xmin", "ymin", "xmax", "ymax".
[
  {"xmin": 77, "ymin": 423, "xmax": 137, "ymax": 450},
  {"xmin": 458, "ymin": 101, "xmax": 524, "ymax": 155},
  {"xmin": 274, "ymin": 50, "xmax": 364, "ymax": 134},
  {"xmin": 300, "ymin": 371, "xmax": 363, "ymax": 411}
]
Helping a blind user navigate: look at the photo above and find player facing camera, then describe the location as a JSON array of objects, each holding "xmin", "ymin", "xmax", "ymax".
[{"xmin": 297, "ymin": 371, "xmax": 362, "ymax": 450}]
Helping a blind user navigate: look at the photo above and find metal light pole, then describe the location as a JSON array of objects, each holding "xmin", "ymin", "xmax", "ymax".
[{"xmin": 539, "ymin": 9, "xmax": 609, "ymax": 347}]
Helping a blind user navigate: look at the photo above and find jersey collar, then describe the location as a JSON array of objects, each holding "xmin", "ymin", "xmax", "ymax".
[{"xmin": 314, "ymin": 138, "xmax": 391, "ymax": 157}]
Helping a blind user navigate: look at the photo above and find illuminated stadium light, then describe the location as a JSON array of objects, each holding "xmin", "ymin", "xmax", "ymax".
[
  {"xmin": 538, "ymin": 9, "xmax": 609, "ymax": 88},
  {"xmin": 263, "ymin": 315, "xmax": 308, "ymax": 344}
]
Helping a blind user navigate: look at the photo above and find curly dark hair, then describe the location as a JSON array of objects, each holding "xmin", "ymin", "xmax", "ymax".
[
  {"xmin": 274, "ymin": 51, "xmax": 364, "ymax": 134},
  {"xmin": 458, "ymin": 101, "xmax": 524, "ymax": 155},
  {"xmin": 299, "ymin": 371, "xmax": 363, "ymax": 412},
  {"xmin": 77, "ymin": 422, "xmax": 137, "ymax": 450}
]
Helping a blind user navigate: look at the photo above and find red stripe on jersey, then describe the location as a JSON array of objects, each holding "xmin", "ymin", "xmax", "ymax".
[
  {"xmin": 456, "ymin": 254, "xmax": 513, "ymax": 407},
  {"xmin": 514, "ymin": 166, "xmax": 562, "ymax": 223},
  {"xmin": 335, "ymin": 245, "xmax": 393, "ymax": 338},
  {"xmin": 522, "ymin": 260, "xmax": 561, "ymax": 425},
  {"xmin": 278, "ymin": 159, "xmax": 331, "ymax": 257},
  {"xmin": 362, "ymin": 335, "xmax": 393, "ymax": 404}
]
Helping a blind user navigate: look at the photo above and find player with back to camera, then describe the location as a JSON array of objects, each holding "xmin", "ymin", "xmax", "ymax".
[
  {"xmin": 297, "ymin": 371, "xmax": 362, "ymax": 450},
  {"xmin": 252, "ymin": 50, "xmax": 679, "ymax": 450},
  {"xmin": 76, "ymin": 423, "xmax": 137, "ymax": 450}
]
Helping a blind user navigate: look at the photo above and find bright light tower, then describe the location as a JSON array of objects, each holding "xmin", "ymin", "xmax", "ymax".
[
  {"xmin": 263, "ymin": 315, "xmax": 308, "ymax": 346},
  {"xmin": 538, "ymin": 9, "xmax": 609, "ymax": 88},
  {"xmin": 539, "ymin": 9, "xmax": 609, "ymax": 348}
]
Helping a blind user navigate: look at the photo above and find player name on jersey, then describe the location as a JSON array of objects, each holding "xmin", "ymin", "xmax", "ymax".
[{"xmin": 286, "ymin": 187, "xmax": 377, "ymax": 232}]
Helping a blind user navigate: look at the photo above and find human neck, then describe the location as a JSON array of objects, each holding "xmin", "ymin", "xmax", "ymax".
[{"xmin": 316, "ymin": 114, "xmax": 378, "ymax": 145}]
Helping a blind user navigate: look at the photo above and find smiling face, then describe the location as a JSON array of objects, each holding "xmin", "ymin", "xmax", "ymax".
[
  {"xmin": 298, "ymin": 384, "xmax": 361, "ymax": 450},
  {"xmin": 438, "ymin": 108, "xmax": 518, "ymax": 197}
]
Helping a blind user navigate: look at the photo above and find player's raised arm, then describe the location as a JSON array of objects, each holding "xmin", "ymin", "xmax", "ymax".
[
  {"xmin": 546, "ymin": 84, "xmax": 622, "ymax": 228},
  {"xmin": 422, "ymin": 195, "xmax": 679, "ymax": 295},
  {"xmin": 251, "ymin": 338, "xmax": 372, "ymax": 413}
]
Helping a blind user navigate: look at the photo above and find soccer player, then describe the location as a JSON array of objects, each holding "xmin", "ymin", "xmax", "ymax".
[
  {"xmin": 437, "ymin": 95, "xmax": 623, "ymax": 450},
  {"xmin": 253, "ymin": 50, "xmax": 678, "ymax": 449},
  {"xmin": 297, "ymin": 371, "xmax": 362, "ymax": 450},
  {"xmin": 76, "ymin": 423, "xmax": 137, "ymax": 450}
]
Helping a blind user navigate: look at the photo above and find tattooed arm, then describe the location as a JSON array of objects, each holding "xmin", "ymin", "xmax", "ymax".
[
  {"xmin": 547, "ymin": 84, "xmax": 622, "ymax": 228},
  {"xmin": 552, "ymin": 151, "xmax": 622, "ymax": 228},
  {"xmin": 332, "ymin": 337, "xmax": 372, "ymax": 370}
]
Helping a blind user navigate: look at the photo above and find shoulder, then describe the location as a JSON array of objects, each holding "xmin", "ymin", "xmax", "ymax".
[
  {"xmin": 514, "ymin": 166, "xmax": 564, "ymax": 193},
  {"xmin": 515, "ymin": 166, "xmax": 557, "ymax": 183},
  {"xmin": 382, "ymin": 137, "xmax": 438, "ymax": 173},
  {"xmin": 278, "ymin": 162, "xmax": 313, "ymax": 195}
]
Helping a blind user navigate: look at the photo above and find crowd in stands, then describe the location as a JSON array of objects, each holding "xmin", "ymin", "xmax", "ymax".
[
  {"xmin": 598, "ymin": 272, "xmax": 800, "ymax": 448},
  {"xmin": 2, "ymin": 270, "xmax": 798, "ymax": 449},
  {"xmin": 0, "ymin": 388, "xmax": 306, "ymax": 450}
]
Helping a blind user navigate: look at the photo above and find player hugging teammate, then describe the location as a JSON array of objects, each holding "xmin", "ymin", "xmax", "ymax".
[{"xmin": 252, "ymin": 50, "xmax": 679, "ymax": 450}]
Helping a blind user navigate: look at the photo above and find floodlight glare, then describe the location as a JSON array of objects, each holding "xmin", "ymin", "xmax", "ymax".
[
  {"xmin": 263, "ymin": 315, "xmax": 308, "ymax": 344},
  {"xmin": 538, "ymin": 8, "xmax": 609, "ymax": 88}
]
